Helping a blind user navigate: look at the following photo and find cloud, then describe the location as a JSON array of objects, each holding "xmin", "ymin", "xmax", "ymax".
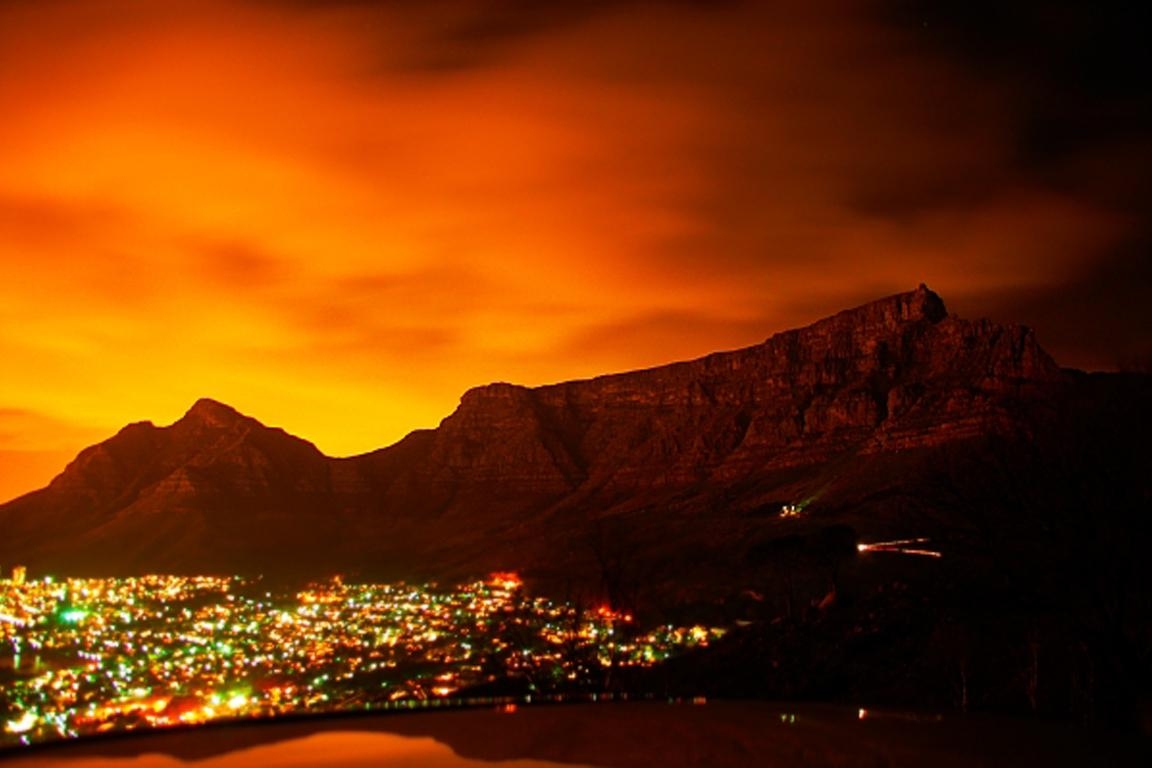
[
  {"xmin": 0, "ymin": 408, "xmax": 110, "ymax": 503},
  {"xmin": 0, "ymin": 0, "xmax": 1145, "ymax": 499},
  {"xmin": 959, "ymin": 245, "xmax": 1152, "ymax": 371}
]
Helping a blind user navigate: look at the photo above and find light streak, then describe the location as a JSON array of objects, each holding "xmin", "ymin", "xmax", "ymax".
[
  {"xmin": 858, "ymin": 537, "xmax": 929, "ymax": 549},
  {"xmin": 892, "ymin": 549, "xmax": 943, "ymax": 558},
  {"xmin": 857, "ymin": 537, "xmax": 942, "ymax": 558}
]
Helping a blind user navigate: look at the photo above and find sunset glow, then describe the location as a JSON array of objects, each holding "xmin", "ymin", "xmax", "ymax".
[{"xmin": 2, "ymin": 0, "xmax": 1148, "ymax": 502}]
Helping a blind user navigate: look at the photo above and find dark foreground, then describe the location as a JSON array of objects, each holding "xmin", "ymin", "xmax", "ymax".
[{"xmin": 5, "ymin": 701, "xmax": 1150, "ymax": 768}]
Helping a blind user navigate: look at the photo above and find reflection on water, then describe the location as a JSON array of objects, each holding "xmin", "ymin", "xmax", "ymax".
[
  {"xmin": 10, "ymin": 654, "xmax": 46, "ymax": 674},
  {"xmin": 3, "ymin": 702, "xmax": 1148, "ymax": 768},
  {"xmin": 7, "ymin": 731, "xmax": 596, "ymax": 768}
]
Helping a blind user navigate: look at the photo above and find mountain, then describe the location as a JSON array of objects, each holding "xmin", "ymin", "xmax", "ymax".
[
  {"xmin": 5, "ymin": 283, "xmax": 1150, "ymax": 723},
  {"xmin": 1, "ymin": 285, "xmax": 1147, "ymax": 599},
  {"xmin": 0, "ymin": 398, "xmax": 341, "ymax": 575}
]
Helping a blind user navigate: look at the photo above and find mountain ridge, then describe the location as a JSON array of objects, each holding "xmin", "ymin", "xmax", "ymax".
[{"xmin": 1, "ymin": 285, "xmax": 1144, "ymax": 598}]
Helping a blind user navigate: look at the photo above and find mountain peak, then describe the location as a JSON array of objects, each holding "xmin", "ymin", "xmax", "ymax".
[
  {"xmin": 181, "ymin": 398, "xmax": 246, "ymax": 428},
  {"xmin": 827, "ymin": 282, "xmax": 946, "ymax": 328},
  {"xmin": 903, "ymin": 282, "xmax": 947, "ymax": 321}
]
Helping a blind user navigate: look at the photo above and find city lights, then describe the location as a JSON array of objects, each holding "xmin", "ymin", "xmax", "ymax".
[
  {"xmin": 5, "ymin": 713, "xmax": 37, "ymax": 734},
  {"xmin": 0, "ymin": 572, "xmax": 725, "ymax": 747}
]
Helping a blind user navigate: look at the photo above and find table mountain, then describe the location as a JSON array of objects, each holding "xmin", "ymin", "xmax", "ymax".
[{"xmin": 1, "ymin": 285, "xmax": 1147, "ymax": 602}]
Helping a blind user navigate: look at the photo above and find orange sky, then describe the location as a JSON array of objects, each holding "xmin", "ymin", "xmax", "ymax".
[{"xmin": 0, "ymin": 0, "xmax": 1145, "ymax": 502}]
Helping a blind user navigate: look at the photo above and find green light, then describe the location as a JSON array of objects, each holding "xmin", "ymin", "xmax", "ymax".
[{"xmin": 61, "ymin": 609, "xmax": 88, "ymax": 624}]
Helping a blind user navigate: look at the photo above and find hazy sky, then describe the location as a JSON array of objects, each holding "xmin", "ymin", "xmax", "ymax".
[{"xmin": 1, "ymin": 0, "xmax": 1149, "ymax": 502}]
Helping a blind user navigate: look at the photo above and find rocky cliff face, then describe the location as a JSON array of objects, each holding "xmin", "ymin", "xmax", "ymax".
[
  {"xmin": 400, "ymin": 284, "xmax": 1059, "ymax": 494},
  {"xmin": 1, "ymin": 285, "xmax": 1136, "ymax": 593}
]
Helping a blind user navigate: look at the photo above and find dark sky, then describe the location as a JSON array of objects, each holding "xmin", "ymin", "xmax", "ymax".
[
  {"xmin": 894, "ymin": 0, "xmax": 1152, "ymax": 369},
  {"xmin": 0, "ymin": 0, "xmax": 1148, "ymax": 500}
]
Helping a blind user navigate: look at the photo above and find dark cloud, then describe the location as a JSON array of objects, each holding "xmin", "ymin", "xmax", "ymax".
[
  {"xmin": 244, "ymin": 0, "xmax": 662, "ymax": 73},
  {"xmin": 184, "ymin": 237, "xmax": 287, "ymax": 289},
  {"xmin": 0, "ymin": 194, "xmax": 122, "ymax": 248},
  {"xmin": 875, "ymin": 0, "xmax": 1152, "ymax": 369},
  {"xmin": 886, "ymin": 1, "xmax": 1152, "ymax": 202},
  {"xmin": 278, "ymin": 266, "xmax": 487, "ymax": 361},
  {"xmin": 0, "ymin": 195, "xmax": 157, "ymax": 307},
  {"xmin": 960, "ymin": 243, "xmax": 1152, "ymax": 371}
]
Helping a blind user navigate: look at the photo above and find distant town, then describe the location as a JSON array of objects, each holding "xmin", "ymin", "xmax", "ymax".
[{"xmin": 0, "ymin": 567, "xmax": 724, "ymax": 747}]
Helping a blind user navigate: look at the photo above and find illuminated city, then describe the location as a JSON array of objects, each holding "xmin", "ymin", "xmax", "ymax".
[{"xmin": 0, "ymin": 570, "xmax": 724, "ymax": 748}]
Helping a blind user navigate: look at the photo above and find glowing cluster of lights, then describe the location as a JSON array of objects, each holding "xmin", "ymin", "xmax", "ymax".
[{"xmin": 0, "ymin": 572, "xmax": 723, "ymax": 747}]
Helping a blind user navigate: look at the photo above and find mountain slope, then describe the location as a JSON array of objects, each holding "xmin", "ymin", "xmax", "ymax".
[{"xmin": 0, "ymin": 398, "xmax": 341, "ymax": 575}]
